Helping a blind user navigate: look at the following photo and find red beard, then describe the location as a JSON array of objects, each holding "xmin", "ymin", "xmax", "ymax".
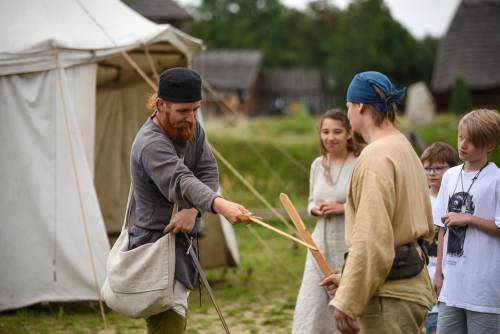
[{"xmin": 163, "ymin": 116, "xmax": 195, "ymax": 144}]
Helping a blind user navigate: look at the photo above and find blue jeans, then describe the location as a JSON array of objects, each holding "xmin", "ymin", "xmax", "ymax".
[
  {"xmin": 437, "ymin": 302, "xmax": 500, "ymax": 334},
  {"xmin": 424, "ymin": 312, "xmax": 437, "ymax": 333}
]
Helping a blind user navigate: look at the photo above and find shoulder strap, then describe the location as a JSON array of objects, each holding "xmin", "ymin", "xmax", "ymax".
[{"xmin": 122, "ymin": 184, "xmax": 134, "ymax": 232}]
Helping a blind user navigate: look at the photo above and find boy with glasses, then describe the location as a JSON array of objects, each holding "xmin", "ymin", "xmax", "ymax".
[
  {"xmin": 420, "ymin": 142, "xmax": 459, "ymax": 334},
  {"xmin": 433, "ymin": 109, "xmax": 500, "ymax": 334}
]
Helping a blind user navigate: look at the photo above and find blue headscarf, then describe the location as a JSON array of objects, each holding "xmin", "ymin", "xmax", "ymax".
[{"xmin": 346, "ymin": 71, "xmax": 406, "ymax": 113}]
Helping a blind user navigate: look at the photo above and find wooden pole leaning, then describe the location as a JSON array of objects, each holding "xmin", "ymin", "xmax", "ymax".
[{"xmin": 279, "ymin": 193, "xmax": 333, "ymax": 277}]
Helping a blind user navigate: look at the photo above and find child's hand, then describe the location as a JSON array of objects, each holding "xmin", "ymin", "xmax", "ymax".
[
  {"xmin": 442, "ymin": 212, "xmax": 469, "ymax": 228},
  {"xmin": 319, "ymin": 202, "xmax": 344, "ymax": 216}
]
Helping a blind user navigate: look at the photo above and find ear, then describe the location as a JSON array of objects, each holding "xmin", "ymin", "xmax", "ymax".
[
  {"xmin": 155, "ymin": 98, "xmax": 163, "ymax": 112},
  {"xmin": 358, "ymin": 103, "xmax": 366, "ymax": 114},
  {"xmin": 486, "ymin": 142, "xmax": 497, "ymax": 154}
]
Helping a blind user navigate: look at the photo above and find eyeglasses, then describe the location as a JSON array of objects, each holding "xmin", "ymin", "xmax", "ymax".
[{"xmin": 424, "ymin": 166, "xmax": 449, "ymax": 174}]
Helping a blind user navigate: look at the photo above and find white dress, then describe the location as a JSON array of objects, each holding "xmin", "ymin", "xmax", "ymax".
[{"xmin": 292, "ymin": 156, "xmax": 357, "ymax": 334}]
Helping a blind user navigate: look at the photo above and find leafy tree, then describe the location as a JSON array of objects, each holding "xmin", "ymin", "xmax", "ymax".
[
  {"xmin": 326, "ymin": 0, "xmax": 437, "ymax": 100},
  {"xmin": 189, "ymin": 0, "xmax": 286, "ymax": 56},
  {"xmin": 189, "ymin": 0, "xmax": 438, "ymax": 104}
]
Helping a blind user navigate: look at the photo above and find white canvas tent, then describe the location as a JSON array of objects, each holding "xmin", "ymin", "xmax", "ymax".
[{"xmin": 0, "ymin": 0, "xmax": 238, "ymax": 312}]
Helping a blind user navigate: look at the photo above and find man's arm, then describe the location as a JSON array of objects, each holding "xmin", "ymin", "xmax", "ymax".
[
  {"xmin": 143, "ymin": 138, "xmax": 250, "ymax": 229},
  {"xmin": 330, "ymin": 169, "xmax": 396, "ymax": 319},
  {"xmin": 142, "ymin": 140, "xmax": 218, "ymax": 214}
]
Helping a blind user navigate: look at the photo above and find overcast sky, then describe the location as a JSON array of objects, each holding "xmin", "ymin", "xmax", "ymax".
[{"xmin": 178, "ymin": 0, "xmax": 461, "ymax": 38}]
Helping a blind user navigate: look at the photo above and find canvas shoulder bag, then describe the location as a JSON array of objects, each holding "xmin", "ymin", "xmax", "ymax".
[{"xmin": 101, "ymin": 186, "xmax": 176, "ymax": 318}]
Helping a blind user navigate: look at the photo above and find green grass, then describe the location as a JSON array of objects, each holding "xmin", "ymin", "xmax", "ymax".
[{"xmin": 205, "ymin": 116, "xmax": 319, "ymax": 210}]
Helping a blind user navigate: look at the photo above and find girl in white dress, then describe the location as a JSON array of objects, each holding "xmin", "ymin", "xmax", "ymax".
[{"xmin": 293, "ymin": 110, "xmax": 362, "ymax": 334}]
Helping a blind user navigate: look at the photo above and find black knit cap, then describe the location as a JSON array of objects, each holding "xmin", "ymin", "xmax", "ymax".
[{"xmin": 157, "ymin": 67, "xmax": 202, "ymax": 102}]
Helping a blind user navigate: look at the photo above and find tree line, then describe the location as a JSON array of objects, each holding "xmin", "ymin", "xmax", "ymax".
[{"xmin": 189, "ymin": 0, "xmax": 438, "ymax": 101}]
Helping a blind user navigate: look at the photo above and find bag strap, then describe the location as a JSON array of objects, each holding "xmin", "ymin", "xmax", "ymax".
[
  {"xmin": 121, "ymin": 184, "xmax": 134, "ymax": 232},
  {"xmin": 123, "ymin": 183, "xmax": 180, "ymax": 232}
]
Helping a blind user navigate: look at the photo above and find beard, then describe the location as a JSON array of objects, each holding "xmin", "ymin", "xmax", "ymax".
[{"xmin": 162, "ymin": 114, "xmax": 196, "ymax": 144}]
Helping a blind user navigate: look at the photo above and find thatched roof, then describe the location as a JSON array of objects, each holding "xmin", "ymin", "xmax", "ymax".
[
  {"xmin": 126, "ymin": 0, "xmax": 192, "ymax": 23},
  {"xmin": 432, "ymin": 0, "xmax": 500, "ymax": 92},
  {"xmin": 192, "ymin": 50, "xmax": 263, "ymax": 91}
]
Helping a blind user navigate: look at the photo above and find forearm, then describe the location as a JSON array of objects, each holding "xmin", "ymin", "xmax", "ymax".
[
  {"xmin": 176, "ymin": 175, "xmax": 219, "ymax": 214},
  {"xmin": 435, "ymin": 228, "xmax": 445, "ymax": 277},
  {"xmin": 468, "ymin": 216, "xmax": 500, "ymax": 237}
]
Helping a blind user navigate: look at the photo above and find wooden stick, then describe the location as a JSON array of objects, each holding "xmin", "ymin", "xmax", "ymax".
[
  {"xmin": 239, "ymin": 215, "xmax": 318, "ymax": 251},
  {"xmin": 279, "ymin": 193, "xmax": 333, "ymax": 277}
]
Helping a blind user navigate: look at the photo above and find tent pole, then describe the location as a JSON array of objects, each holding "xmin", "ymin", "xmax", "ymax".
[
  {"xmin": 120, "ymin": 52, "xmax": 156, "ymax": 91},
  {"xmin": 54, "ymin": 50, "xmax": 109, "ymax": 329},
  {"xmin": 143, "ymin": 44, "xmax": 159, "ymax": 82}
]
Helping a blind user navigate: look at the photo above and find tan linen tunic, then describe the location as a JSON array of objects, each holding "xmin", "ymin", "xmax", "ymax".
[{"xmin": 330, "ymin": 132, "xmax": 436, "ymax": 319}]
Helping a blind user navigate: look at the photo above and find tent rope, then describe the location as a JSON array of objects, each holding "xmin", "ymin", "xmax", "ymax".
[
  {"xmin": 219, "ymin": 188, "xmax": 299, "ymax": 278},
  {"xmin": 202, "ymin": 81, "xmax": 240, "ymax": 117},
  {"xmin": 246, "ymin": 224, "xmax": 299, "ymax": 279},
  {"xmin": 245, "ymin": 141, "xmax": 289, "ymax": 190},
  {"xmin": 74, "ymin": 0, "xmax": 157, "ymax": 92},
  {"xmin": 200, "ymin": 82, "xmax": 309, "ymax": 176},
  {"xmin": 208, "ymin": 143, "xmax": 295, "ymax": 233},
  {"xmin": 268, "ymin": 142, "xmax": 309, "ymax": 176},
  {"xmin": 54, "ymin": 49, "xmax": 108, "ymax": 329}
]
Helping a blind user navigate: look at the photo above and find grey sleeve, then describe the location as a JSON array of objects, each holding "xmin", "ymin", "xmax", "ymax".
[
  {"xmin": 193, "ymin": 126, "xmax": 219, "ymax": 195},
  {"xmin": 141, "ymin": 140, "xmax": 218, "ymax": 214}
]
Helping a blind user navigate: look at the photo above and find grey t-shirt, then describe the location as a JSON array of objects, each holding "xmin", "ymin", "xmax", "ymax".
[{"xmin": 128, "ymin": 117, "xmax": 219, "ymax": 289}]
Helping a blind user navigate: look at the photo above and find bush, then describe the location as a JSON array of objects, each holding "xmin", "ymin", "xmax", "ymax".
[{"xmin": 450, "ymin": 75, "xmax": 471, "ymax": 115}]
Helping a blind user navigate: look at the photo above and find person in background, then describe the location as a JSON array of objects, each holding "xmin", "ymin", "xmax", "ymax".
[
  {"xmin": 292, "ymin": 110, "xmax": 361, "ymax": 334},
  {"xmin": 433, "ymin": 109, "xmax": 500, "ymax": 334},
  {"xmin": 420, "ymin": 142, "xmax": 459, "ymax": 334}
]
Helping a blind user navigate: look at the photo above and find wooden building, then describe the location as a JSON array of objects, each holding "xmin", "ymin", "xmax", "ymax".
[
  {"xmin": 432, "ymin": 0, "xmax": 500, "ymax": 109},
  {"xmin": 258, "ymin": 69, "xmax": 331, "ymax": 116},
  {"xmin": 192, "ymin": 49, "xmax": 264, "ymax": 116}
]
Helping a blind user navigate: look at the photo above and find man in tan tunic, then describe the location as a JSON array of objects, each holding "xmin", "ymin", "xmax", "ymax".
[{"xmin": 326, "ymin": 71, "xmax": 435, "ymax": 333}]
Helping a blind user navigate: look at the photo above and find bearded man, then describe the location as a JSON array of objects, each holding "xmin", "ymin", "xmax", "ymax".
[{"xmin": 128, "ymin": 68, "xmax": 249, "ymax": 333}]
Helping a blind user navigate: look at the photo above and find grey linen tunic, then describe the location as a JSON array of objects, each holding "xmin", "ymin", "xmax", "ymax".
[{"xmin": 128, "ymin": 117, "xmax": 219, "ymax": 290}]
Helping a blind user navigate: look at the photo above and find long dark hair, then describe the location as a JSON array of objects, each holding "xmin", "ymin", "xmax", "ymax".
[{"xmin": 318, "ymin": 109, "xmax": 362, "ymax": 157}]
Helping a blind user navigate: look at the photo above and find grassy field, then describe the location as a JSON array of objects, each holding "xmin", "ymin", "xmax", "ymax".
[
  {"xmin": 205, "ymin": 116, "xmax": 319, "ymax": 210},
  {"xmin": 206, "ymin": 113, "xmax": 500, "ymax": 210},
  {"xmin": 2, "ymin": 113, "xmax": 499, "ymax": 333}
]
